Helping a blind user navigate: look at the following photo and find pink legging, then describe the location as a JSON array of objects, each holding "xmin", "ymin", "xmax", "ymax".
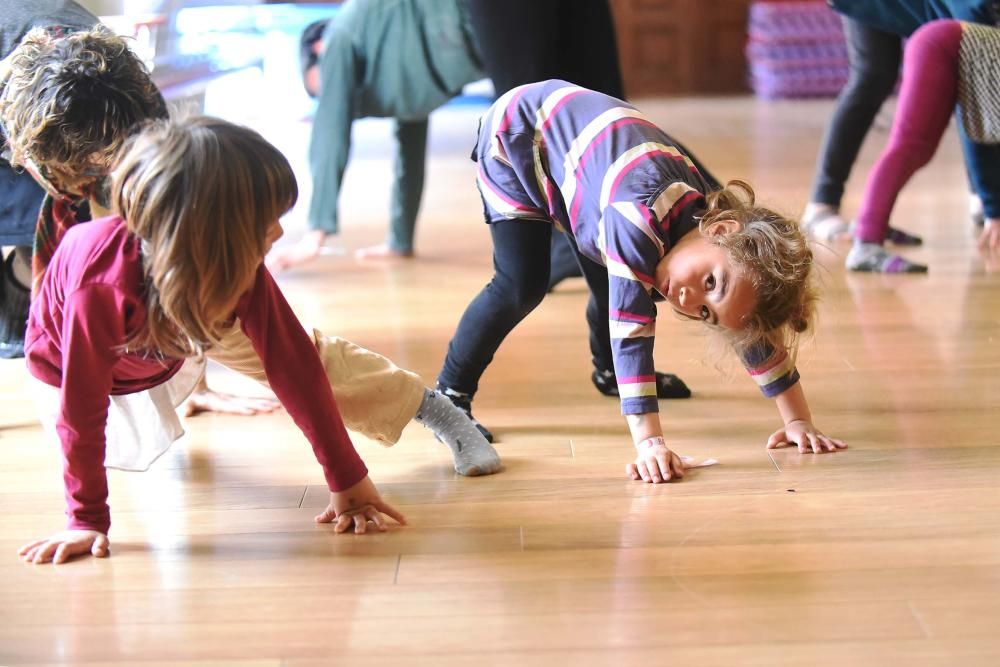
[{"xmin": 854, "ymin": 20, "xmax": 964, "ymax": 244}]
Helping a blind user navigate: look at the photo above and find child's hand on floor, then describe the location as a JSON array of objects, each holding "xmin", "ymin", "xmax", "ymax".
[
  {"xmin": 626, "ymin": 437, "xmax": 686, "ymax": 484},
  {"xmin": 316, "ymin": 476, "xmax": 407, "ymax": 534},
  {"xmin": 18, "ymin": 530, "xmax": 109, "ymax": 564},
  {"xmin": 766, "ymin": 419, "xmax": 847, "ymax": 454}
]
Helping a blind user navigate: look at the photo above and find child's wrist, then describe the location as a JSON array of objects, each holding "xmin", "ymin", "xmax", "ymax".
[{"xmin": 635, "ymin": 436, "xmax": 667, "ymax": 452}]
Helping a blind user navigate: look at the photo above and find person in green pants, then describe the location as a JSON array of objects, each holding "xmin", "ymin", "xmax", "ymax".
[{"xmin": 267, "ymin": 0, "xmax": 483, "ymax": 268}]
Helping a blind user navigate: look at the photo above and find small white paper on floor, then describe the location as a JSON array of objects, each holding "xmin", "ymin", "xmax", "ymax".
[{"xmin": 680, "ymin": 456, "xmax": 719, "ymax": 468}]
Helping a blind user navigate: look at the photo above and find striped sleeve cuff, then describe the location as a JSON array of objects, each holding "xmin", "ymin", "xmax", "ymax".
[
  {"xmin": 742, "ymin": 343, "xmax": 801, "ymax": 398},
  {"xmin": 758, "ymin": 367, "xmax": 800, "ymax": 398},
  {"xmin": 620, "ymin": 394, "xmax": 659, "ymax": 415}
]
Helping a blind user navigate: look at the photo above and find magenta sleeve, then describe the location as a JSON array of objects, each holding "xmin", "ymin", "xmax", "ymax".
[{"xmin": 235, "ymin": 267, "xmax": 368, "ymax": 491}]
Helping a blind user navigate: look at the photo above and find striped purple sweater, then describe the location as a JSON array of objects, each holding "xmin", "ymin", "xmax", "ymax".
[{"xmin": 475, "ymin": 80, "xmax": 799, "ymax": 414}]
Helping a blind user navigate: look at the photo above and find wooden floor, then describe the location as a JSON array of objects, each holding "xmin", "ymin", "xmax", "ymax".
[{"xmin": 2, "ymin": 96, "xmax": 999, "ymax": 666}]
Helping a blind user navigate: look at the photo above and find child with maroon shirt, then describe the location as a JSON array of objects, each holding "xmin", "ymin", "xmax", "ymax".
[{"xmin": 19, "ymin": 117, "xmax": 407, "ymax": 564}]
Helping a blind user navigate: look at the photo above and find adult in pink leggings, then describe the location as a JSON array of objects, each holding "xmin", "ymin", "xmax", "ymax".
[{"xmin": 847, "ymin": 19, "xmax": 1000, "ymax": 273}]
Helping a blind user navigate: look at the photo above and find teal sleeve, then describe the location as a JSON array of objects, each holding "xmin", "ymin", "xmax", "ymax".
[
  {"xmin": 387, "ymin": 118, "xmax": 428, "ymax": 252},
  {"xmin": 307, "ymin": 30, "xmax": 358, "ymax": 234}
]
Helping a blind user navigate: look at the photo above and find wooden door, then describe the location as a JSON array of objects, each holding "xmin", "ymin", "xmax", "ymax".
[{"xmin": 610, "ymin": 0, "xmax": 752, "ymax": 95}]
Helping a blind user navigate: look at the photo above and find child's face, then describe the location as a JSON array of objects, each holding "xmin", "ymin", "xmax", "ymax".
[
  {"xmin": 304, "ymin": 39, "xmax": 324, "ymax": 97},
  {"xmin": 25, "ymin": 156, "xmax": 104, "ymax": 202},
  {"xmin": 653, "ymin": 221, "xmax": 756, "ymax": 331}
]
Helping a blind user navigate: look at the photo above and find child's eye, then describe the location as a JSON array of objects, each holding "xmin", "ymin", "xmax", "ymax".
[
  {"xmin": 705, "ymin": 274, "xmax": 716, "ymax": 291},
  {"xmin": 700, "ymin": 305, "xmax": 710, "ymax": 321}
]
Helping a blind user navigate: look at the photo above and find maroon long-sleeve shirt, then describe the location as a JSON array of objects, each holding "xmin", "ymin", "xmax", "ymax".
[{"xmin": 25, "ymin": 216, "xmax": 367, "ymax": 534}]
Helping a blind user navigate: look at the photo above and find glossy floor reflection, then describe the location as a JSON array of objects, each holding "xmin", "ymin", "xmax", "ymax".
[{"xmin": 1, "ymin": 95, "xmax": 998, "ymax": 665}]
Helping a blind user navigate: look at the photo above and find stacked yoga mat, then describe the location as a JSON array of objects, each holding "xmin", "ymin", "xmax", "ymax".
[{"xmin": 746, "ymin": 0, "xmax": 849, "ymax": 99}]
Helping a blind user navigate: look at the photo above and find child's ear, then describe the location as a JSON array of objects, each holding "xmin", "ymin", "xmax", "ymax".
[{"xmin": 705, "ymin": 218, "xmax": 741, "ymax": 237}]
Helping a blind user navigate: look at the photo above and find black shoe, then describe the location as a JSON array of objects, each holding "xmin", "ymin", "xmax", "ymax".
[
  {"xmin": 436, "ymin": 385, "xmax": 494, "ymax": 443},
  {"xmin": 591, "ymin": 369, "xmax": 692, "ymax": 399},
  {"xmin": 0, "ymin": 253, "xmax": 30, "ymax": 360}
]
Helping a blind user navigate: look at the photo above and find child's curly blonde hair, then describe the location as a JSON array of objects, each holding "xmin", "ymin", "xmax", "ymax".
[
  {"xmin": 699, "ymin": 180, "xmax": 817, "ymax": 353},
  {"xmin": 0, "ymin": 25, "xmax": 165, "ymax": 175}
]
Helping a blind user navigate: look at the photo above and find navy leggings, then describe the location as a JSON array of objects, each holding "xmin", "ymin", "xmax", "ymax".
[{"xmin": 437, "ymin": 219, "xmax": 613, "ymax": 395}]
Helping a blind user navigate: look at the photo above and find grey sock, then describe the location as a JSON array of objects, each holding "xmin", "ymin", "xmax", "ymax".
[
  {"xmin": 415, "ymin": 389, "xmax": 501, "ymax": 476},
  {"xmin": 846, "ymin": 241, "xmax": 927, "ymax": 274}
]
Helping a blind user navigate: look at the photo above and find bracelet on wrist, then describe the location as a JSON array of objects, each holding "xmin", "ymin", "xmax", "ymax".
[{"xmin": 635, "ymin": 436, "xmax": 666, "ymax": 451}]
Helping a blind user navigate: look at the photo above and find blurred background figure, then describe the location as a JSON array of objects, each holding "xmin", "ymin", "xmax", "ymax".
[
  {"xmin": 801, "ymin": 0, "xmax": 1000, "ymax": 242},
  {"xmin": 266, "ymin": 0, "xmax": 484, "ymax": 269}
]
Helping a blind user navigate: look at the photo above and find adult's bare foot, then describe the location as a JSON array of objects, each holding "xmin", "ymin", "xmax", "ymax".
[
  {"xmin": 266, "ymin": 230, "xmax": 327, "ymax": 272},
  {"xmin": 354, "ymin": 244, "xmax": 414, "ymax": 260}
]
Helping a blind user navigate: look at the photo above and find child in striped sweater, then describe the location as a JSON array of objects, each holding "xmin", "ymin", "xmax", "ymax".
[{"xmin": 437, "ymin": 80, "xmax": 847, "ymax": 482}]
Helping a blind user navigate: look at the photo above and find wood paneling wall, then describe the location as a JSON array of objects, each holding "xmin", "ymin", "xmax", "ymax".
[{"xmin": 611, "ymin": 0, "xmax": 752, "ymax": 96}]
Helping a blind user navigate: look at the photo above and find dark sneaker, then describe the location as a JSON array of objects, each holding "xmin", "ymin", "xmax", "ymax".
[
  {"xmin": 591, "ymin": 369, "xmax": 692, "ymax": 399},
  {"xmin": 437, "ymin": 385, "xmax": 494, "ymax": 443},
  {"xmin": 0, "ymin": 253, "xmax": 30, "ymax": 360}
]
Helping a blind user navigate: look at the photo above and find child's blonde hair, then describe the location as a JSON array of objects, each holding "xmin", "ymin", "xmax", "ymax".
[
  {"xmin": 111, "ymin": 116, "xmax": 297, "ymax": 358},
  {"xmin": 700, "ymin": 180, "xmax": 817, "ymax": 352},
  {"xmin": 0, "ymin": 25, "xmax": 165, "ymax": 175}
]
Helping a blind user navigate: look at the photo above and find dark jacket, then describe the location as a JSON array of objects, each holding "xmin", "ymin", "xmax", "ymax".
[
  {"xmin": 1, "ymin": 0, "xmax": 97, "ymax": 246},
  {"xmin": 828, "ymin": 0, "xmax": 1000, "ymax": 36}
]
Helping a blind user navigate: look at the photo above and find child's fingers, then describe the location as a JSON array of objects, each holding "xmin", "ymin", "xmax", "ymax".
[
  {"xmin": 669, "ymin": 452, "xmax": 686, "ymax": 478},
  {"xmin": 375, "ymin": 502, "xmax": 407, "ymax": 526},
  {"xmin": 53, "ymin": 542, "xmax": 72, "ymax": 564},
  {"xmin": 93, "ymin": 535, "xmax": 110, "ymax": 558},
  {"xmin": 625, "ymin": 463, "xmax": 640, "ymax": 480},
  {"xmin": 314, "ymin": 507, "xmax": 336, "ymax": 524},
  {"xmin": 366, "ymin": 510, "xmax": 387, "ymax": 532},
  {"xmin": 333, "ymin": 514, "xmax": 352, "ymax": 533},
  {"xmin": 637, "ymin": 461, "xmax": 653, "ymax": 483},
  {"xmin": 646, "ymin": 457, "xmax": 665, "ymax": 483},
  {"xmin": 18, "ymin": 540, "xmax": 45, "ymax": 557},
  {"xmin": 353, "ymin": 514, "xmax": 367, "ymax": 534},
  {"xmin": 766, "ymin": 431, "xmax": 786, "ymax": 449},
  {"xmin": 654, "ymin": 453, "xmax": 674, "ymax": 482},
  {"xmin": 34, "ymin": 541, "xmax": 59, "ymax": 564}
]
